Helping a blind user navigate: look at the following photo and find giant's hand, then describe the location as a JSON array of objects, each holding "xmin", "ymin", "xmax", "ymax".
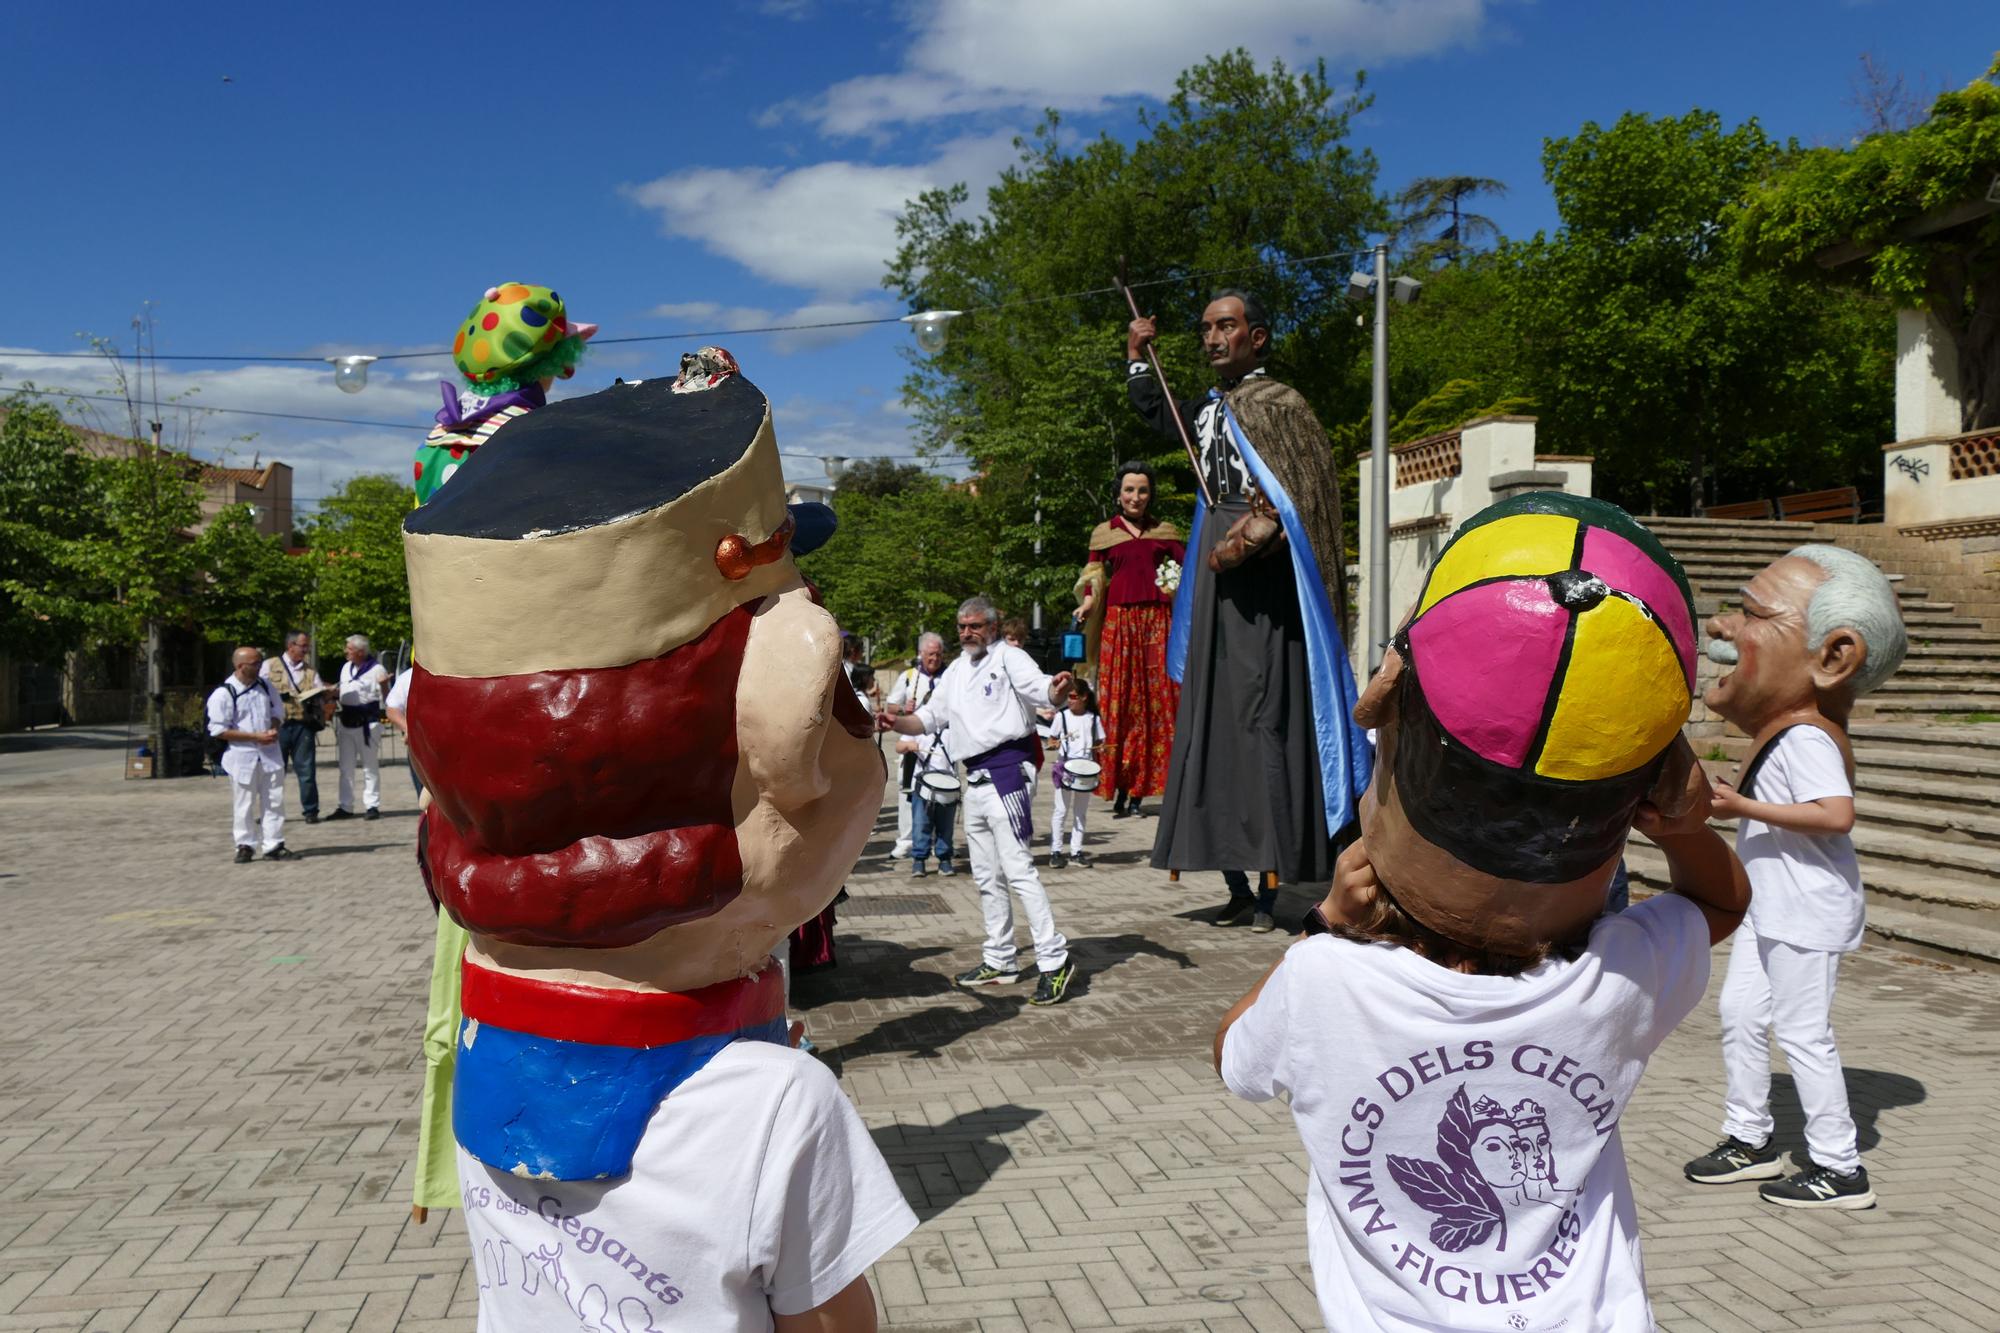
[{"xmin": 1126, "ymin": 316, "xmax": 1157, "ymax": 361}]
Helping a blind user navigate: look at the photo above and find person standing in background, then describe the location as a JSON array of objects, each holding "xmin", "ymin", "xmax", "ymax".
[
  {"xmin": 264, "ymin": 630, "xmax": 327, "ymax": 824},
  {"xmin": 332, "ymin": 635, "xmax": 388, "ymax": 821}
]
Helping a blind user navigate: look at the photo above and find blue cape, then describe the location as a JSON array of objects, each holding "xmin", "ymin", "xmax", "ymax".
[{"xmin": 1166, "ymin": 395, "xmax": 1374, "ymax": 838}]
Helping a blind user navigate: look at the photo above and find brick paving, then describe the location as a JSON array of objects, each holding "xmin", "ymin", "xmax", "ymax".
[{"xmin": 1, "ymin": 737, "xmax": 1997, "ymax": 1331}]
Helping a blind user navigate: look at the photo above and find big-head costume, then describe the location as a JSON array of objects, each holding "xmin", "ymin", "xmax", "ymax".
[
  {"xmin": 404, "ymin": 361, "xmax": 911, "ymax": 1324},
  {"xmin": 1355, "ymin": 491, "xmax": 1704, "ymax": 955}
]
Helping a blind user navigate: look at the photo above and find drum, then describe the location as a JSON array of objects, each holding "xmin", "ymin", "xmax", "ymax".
[
  {"xmin": 1059, "ymin": 758, "xmax": 1101, "ymax": 792},
  {"xmin": 918, "ymin": 770, "xmax": 962, "ymax": 805}
]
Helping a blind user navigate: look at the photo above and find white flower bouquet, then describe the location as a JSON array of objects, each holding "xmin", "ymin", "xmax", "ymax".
[{"xmin": 1155, "ymin": 557, "xmax": 1182, "ymax": 595}]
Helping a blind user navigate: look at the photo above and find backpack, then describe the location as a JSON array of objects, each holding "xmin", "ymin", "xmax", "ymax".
[{"xmin": 205, "ymin": 679, "xmax": 264, "ymax": 766}]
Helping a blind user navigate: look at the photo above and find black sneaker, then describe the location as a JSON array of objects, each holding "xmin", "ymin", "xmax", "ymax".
[
  {"xmin": 1683, "ymin": 1136, "xmax": 1783, "ymax": 1184},
  {"xmin": 1250, "ymin": 911, "xmax": 1276, "ymax": 933},
  {"xmin": 911, "ymin": 865, "xmax": 928, "ymax": 879},
  {"xmin": 1212, "ymin": 898, "xmax": 1256, "ymax": 927},
  {"xmin": 955, "ymin": 963, "xmax": 1022, "ymax": 988},
  {"xmin": 262, "ymin": 844, "xmax": 299, "ymax": 861},
  {"xmin": 325, "ymin": 808, "xmax": 354, "ymax": 821},
  {"xmin": 1759, "ymin": 1162, "xmax": 1876, "ymax": 1210},
  {"xmin": 303, "ymin": 812, "xmax": 319, "ymax": 825},
  {"xmin": 1029, "ymin": 960, "xmax": 1078, "ymax": 1006},
  {"xmin": 1072, "ymin": 852, "xmax": 1092, "ymax": 869},
  {"xmin": 1049, "ymin": 851, "xmax": 1068, "ymax": 870},
  {"xmin": 234, "ymin": 845, "xmax": 255, "ymax": 864},
  {"xmin": 937, "ymin": 862, "xmax": 956, "ymax": 876},
  {"xmin": 363, "ymin": 807, "xmax": 380, "ymax": 821}
]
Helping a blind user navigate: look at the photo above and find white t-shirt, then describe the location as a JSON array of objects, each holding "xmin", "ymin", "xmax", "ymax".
[
  {"xmin": 385, "ymin": 667, "xmax": 412, "ymax": 714},
  {"xmin": 1738, "ymin": 724, "xmax": 1862, "ymax": 953},
  {"xmin": 1038, "ymin": 709, "xmax": 1104, "ymax": 763},
  {"xmin": 914, "ymin": 642, "xmax": 1053, "ymax": 758},
  {"xmin": 1222, "ymin": 895, "xmax": 1712, "ymax": 1333},
  {"xmin": 457, "ymin": 1040, "xmax": 917, "ymax": 1333}
]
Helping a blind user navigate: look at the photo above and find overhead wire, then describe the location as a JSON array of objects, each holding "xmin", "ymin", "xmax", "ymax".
[{"xmin": 0, "ymin": 248, "xmax": 1374, "ymax": 365}]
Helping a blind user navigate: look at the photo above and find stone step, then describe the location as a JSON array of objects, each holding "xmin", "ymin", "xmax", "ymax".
[
  {"xmin": 1882, "ymin": 660, "xmax": 2000, "ymax": 678},
  {"xmin": 1873, "ymin": 676, "xmax": 2000, "ymax": 696},
  {"xmin": 1868, "ymin": 694, "xmax": 2000, "ymax": 714},
  {"xmin": 1623, "ymin": 841, "xmax": 2000, "ymax": 969},
  {"xmin": 1711, "ymin": 733, "xmax": 2000, "ymax": 771},
  {"xmin": 1854, "ymin": 792, "xmax": 2000, "ymax": 844},
  {"xmin": 1702, "ymin": 813, "xmax": 2000, "ymax": 882},
  {"xmin": 1857, "ymin": 766, "xmax": 2000, "ymax": 811},
  {"xmin": 1847, "ymin": 721, "xmax": 2000, "ymax": 752}
]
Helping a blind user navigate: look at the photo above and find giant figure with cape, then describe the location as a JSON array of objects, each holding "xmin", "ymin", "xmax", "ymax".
[{"xmin": 1125, "ymin": 291, "xmax": 1372, "ymax": 892}]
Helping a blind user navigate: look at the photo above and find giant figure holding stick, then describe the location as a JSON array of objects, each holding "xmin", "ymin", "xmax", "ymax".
[{"xmin": 1123, "ymin": 288, "xmax": 1371, "ymax": 928}]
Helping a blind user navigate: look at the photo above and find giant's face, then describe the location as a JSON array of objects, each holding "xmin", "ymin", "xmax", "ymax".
[
  {"xmin": 405, "ymin": 372, "xmax": 883, "ymax": 991},
  {"xmin": 1703, "ymin": 556, "xmax": 1826, "ymax": 731}
]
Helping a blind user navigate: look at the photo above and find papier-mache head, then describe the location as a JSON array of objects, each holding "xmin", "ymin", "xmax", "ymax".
[
  {"xmin": 403, "ymin": 357, "xmax": 880, "ymax": 989},
  {"xmin": 1355, "ymin": 492, "xmax": 1705, "ymax": 955}
]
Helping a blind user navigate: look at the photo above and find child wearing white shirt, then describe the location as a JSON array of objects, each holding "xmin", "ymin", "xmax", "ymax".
[{"xmin": 1038, "ymin": 682, "xmax": 1105, "ymax": 869}]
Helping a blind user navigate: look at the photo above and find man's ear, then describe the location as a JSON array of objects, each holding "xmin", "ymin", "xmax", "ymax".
[
  {"xmin": 1251, "ymin": 325, "xmax": 1270, "ymax": 357},
  {"xmin": 1810, "ymin": 628, "xmax": 1867, "ymax": 694},
  {"xmin": 1354, "ymin": 644, "xmax": 1404, "ymax": 729},
  {"xmin": 1646, "ymin": 735, "xmax": 1705, "ymax": 819}
]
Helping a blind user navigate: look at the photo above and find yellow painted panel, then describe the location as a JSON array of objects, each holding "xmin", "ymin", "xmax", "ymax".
[
  {"xmin": 1536, "ymin": 597, "xmax": 1689, "ymax": 781},
  {"xmin": 1419, "ymin": 513, "xmax": 1579, "ymax": 614}
]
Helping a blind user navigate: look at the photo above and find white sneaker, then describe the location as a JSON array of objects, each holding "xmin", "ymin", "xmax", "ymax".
[{"xmin": 890, "ymin": 842, "xmax": 911, "ymax": 858}]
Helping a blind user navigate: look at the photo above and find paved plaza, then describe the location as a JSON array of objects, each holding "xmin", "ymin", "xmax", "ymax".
[{"xmin": 2, "ymin": 733, "xmax": 1998, "ymax": 1332}]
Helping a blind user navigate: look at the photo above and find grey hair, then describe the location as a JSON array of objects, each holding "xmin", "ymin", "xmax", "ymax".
[
  {"xmin": 957, "ymin": 596, "xmax": 999, "ymax": 625},
  {"xmin": 345, "ymin": 633, "xmax": 371, "ymax": 652},
  {"xmin": 917, "ymin": 631, "xmax": 945, "ymax": 652},
  {"xmin": 1789, "ymin": 544, "xmax": 1906, "ymax": 696},
  {"xmin": 285, "ymin": 629, "xmax": 309, "ymax": 647}
]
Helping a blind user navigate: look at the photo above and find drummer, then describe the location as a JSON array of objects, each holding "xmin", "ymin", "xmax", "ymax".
[{"xmin": 1039, "ymin": 681, "xmax": 1105, "ymax": 870}]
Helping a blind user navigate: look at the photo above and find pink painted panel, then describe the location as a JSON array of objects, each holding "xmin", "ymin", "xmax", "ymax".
[
  {"xmin": 1408, "ymin": 578, "xmax": 1566, "ymax": 769},
  {"xmin": 1579, "ymin": 527, "xmax": 1696, "ymax": 686}
]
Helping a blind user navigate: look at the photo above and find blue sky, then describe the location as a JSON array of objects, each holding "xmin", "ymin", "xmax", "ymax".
[{"xmin": 1, "ymin": 2, "xmax": 1988, "ymax": 514}]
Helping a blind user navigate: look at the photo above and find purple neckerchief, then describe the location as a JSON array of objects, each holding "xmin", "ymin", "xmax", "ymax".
[
  {"xmin": 434, "ymin": 380, "xmax": 546, "ymax": 430},
  {"xmin": 965, "ymin": 733, "xmax": 1039, "ymax": 845}
]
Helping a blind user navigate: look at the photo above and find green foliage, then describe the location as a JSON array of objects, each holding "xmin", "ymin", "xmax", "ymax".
[
  {"xmin": 800, "ymin": 474, "xmax": 992, "ymax": 655},
  {"xmin": 0, "ymin": 397, "xmax": 109, "ymax": 659},
  {"xmin": 836, "ymin": 458, "xmax": 929, "ymax": 498},
  {"xmin": 195, "ymin": 505, "xmax": 312, "ymax": 649},
  {"xmin": 305, "ymin": 475, "xmax": 415, "ymax": 654},
  {"xmin": 886, "ymin": 50, "xmax": 1382, "ymax": 620},
  {"xmin": 1503, "ymin": 110, "xmax": 1892, "ymax": 512},
  {"xmin": 1734, "ymin": 56, "xmax": 2000, "ymax": 429}
]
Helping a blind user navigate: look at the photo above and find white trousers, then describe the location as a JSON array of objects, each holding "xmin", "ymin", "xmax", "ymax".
[
  {"xmin": 963, "ymin": 771, "xmax": 1068, "ymax": 974},
  {"xmin": 1049, "ymin": 784, "xmax": 1089, "ymax": 855},
  {"xmin": 1719, "ymin": 922, "xmax": 1860, "ymax": 1173},
  {"xmin": 336, "ymin": 721, "xmax": 381, "ymax": 812},
  {"xmin": 231, "ymin": 765, "xmax": 286, "ymax": 851},
  {"xmin": 892, "ymin": 780, "xmax": 914, "ymax": 856}
]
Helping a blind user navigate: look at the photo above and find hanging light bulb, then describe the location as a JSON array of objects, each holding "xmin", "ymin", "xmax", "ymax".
[
  {"xmin": 901, "ymin": 310, "xmax": 962, "ymax": 355},
  {"xmin": 326, "ymin": 354, "xmax": 378, "ymax": 393}
]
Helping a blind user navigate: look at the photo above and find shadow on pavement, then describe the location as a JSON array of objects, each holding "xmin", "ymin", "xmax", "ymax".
[
  {"xmin": 798, "ymin": 938, "xmax": 1027, "ymax": 1065},
  {"xmin": 296, "ymin": 842, "xmax": 406, "ymax": 858},
  {"xmin": 0, "ymin": 725, "xmax": 130, "ymax": 754},
  {"xmin": 870, "ymin": 1102, "xmax": 1045, "ymax": 1222},
  {"xmin": 1062, "ymin": 932, "xmax": 1196, "ymax": 1002},
  {"xmin": 1771, "ymin": 1066, "xmax": 1925, "ymax": 1161}
]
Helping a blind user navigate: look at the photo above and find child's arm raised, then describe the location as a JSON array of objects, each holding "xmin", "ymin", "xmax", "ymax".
[{"xmin": 1632, "ymin": 795, "xmax": 1751, "ymax": 947}]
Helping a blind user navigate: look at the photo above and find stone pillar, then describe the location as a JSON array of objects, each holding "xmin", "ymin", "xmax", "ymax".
[{"xmin": 1896, "ymin": 308, "xmax": 1962, "ymax": 441}]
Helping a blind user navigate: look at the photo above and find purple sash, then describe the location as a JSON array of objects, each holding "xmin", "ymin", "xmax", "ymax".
[{"xmin": 965, "ymin": 734, "xmax": 1038, "ymax": 846}]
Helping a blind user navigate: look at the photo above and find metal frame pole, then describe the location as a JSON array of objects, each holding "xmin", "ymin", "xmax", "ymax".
[{"xmin": 1369, "ymin": 244, "xmax": 1391, "ymax": 673}]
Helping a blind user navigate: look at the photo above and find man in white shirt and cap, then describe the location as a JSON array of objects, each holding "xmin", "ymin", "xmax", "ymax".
[
  {"xmin": 206, "ymin": 645, "xmax": 297, "ymax": 863},
  {"xmin": 882, "ymin": 597, "xmax": 1081, "ymax": 1006},
  {"xmin": 332, "ymin": 634, "xmax": 390, "ymax": 820}
]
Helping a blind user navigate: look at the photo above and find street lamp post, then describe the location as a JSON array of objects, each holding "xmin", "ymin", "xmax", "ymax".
[{"xmin": 1369, "ymin": 244, "xmax": 1390, "ymax": 675}]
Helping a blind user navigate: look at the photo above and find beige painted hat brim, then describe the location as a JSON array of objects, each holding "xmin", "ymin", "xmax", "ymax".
[{"xmin": 406, "ymin": 410, "xmax": 797, "ymax": 678}]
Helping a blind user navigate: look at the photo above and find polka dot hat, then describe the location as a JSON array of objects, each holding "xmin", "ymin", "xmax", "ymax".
[{"xmin": 451, "ymin": 283, "xmax": 598, "ymax": 386}]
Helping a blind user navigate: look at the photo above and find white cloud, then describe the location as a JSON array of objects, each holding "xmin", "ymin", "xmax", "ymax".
[
  {"xmin": 785, "ymin": 0, "xmax": 1490, "ymax": 136},
  {"xmin": 622, "ymin": 131, "xmax": 1021, "ymax": 297},
  {"xmin": 646, "ymin": 298, "xmax": 900, "ymax": 354}
]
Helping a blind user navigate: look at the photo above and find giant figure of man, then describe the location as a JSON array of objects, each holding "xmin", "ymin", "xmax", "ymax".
[{"xmin": 1126, "ymin": 291, "xmax": 1372, "ymax": 926}]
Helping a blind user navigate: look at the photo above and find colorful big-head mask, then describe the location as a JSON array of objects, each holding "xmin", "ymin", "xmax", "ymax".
[{"xmin": 1356, "ymin": 492, "xmax": 1701, "ymax": 953}]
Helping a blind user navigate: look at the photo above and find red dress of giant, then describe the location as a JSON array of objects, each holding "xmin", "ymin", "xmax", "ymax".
[{"xmin": 1082, "ymin": 516, "xmax": 1185, "ymax": 800}]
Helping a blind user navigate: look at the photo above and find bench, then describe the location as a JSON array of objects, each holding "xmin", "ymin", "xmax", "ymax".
[
  {"xmin": 1702, "ymin": 498, "xmax": 1774, "ymax": 521},
  {"xmin": 1776, "ymin": 486, "xmax": 1861, "ymax": 523}
]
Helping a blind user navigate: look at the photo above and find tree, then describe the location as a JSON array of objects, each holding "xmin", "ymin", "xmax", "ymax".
[
  {"xmin": 306, "ymin": 475, "xmax": 415, "ymax": 657},
  {"xmin": 1391, "ymin": 175, "xmax": 1508, "ymax": 267},
  {"xmin": 801, "ymin": 475, "xmax": 993, "ymax": 656},
  {"xmin": 1735, "ymin": 55, "xmax": 2000, "ymax": 430},
  {"xmin": 1503, "ymin": 109, "xmax": 1892, "ymax": 513},
  {"xmin": 885, "ymin": 50, "xmax": 1383, "ymax": 620},
  {"xmin": 195, "ymin": 504, "xmax": 312, "ymax": 649},
  {"xmin": 836, "ymin": 458, "xmax": 928, "ymax": 498},
  {"xmin": 0, "ymin": 397, "xmax": 112, "ymax": 661}
]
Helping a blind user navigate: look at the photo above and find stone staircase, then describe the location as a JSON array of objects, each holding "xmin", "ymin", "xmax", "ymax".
[{"xmin": 1622, "ymin": 516, "xmax": 2000, "ymax": 968}]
